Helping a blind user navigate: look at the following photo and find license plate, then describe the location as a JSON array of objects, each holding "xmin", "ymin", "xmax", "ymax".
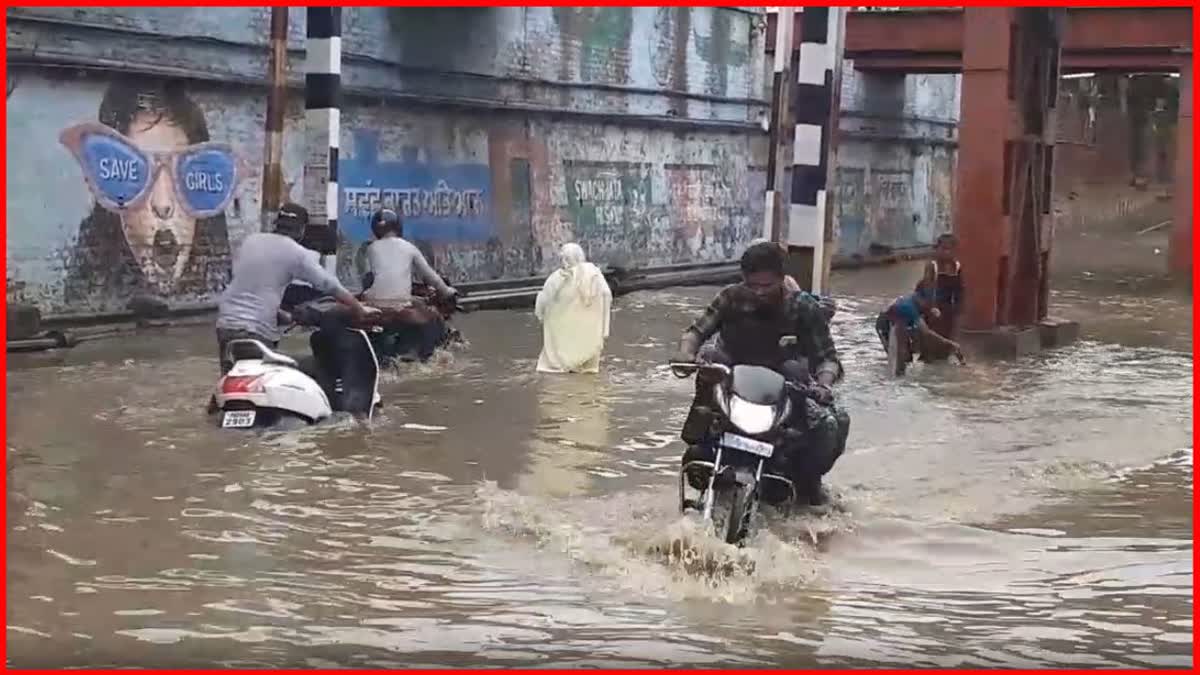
[
  {"xmin": 221, "ymin": 410, "xmax": 256, "ymax": 428},
  {"xmin": 721, "ymin": 432, "xmax": 774, "ymax": 458}
]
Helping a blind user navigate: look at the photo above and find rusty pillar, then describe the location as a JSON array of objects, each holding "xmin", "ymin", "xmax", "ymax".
[
  {"xmin": 954, "ymin": 7, "xmax": 1062, "ymax": 332},
  {"xmin": 260, "ymin": 7, "xmax": 288, "ymax": 231},
  {"xmin": 1169, "ymin": 55, "xmax": 1192, "ymax": 281},
  {"xmin": 765, "ymin": 7, "xmax": 795, "ymax": 244}
]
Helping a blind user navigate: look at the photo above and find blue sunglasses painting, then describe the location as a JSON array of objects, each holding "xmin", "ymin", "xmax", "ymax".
[{"xmin": 59, "ymin": 122, "xmax": 240, "ymax": 219}]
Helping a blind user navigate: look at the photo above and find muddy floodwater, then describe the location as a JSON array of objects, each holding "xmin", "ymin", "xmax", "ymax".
[{"xmin": 6, "ymin": 262, "xmax": 1193, "ymax": 668}]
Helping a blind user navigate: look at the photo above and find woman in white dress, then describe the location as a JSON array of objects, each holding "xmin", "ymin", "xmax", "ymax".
[{"xmin": 534, "ymin": 243, "xmax": 612, "ymax": 374}]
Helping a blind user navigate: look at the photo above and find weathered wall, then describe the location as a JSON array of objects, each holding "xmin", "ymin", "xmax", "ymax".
[
  {"xmin": 823, "ymin": 64, "xmax": 1179, "ymax": 260},
  {"xmin": 1055, "ymin": 74, "xmax": 1179, "ymax": 193},
  {"xmin": 833, "ymin": 66, "xmax": 960, "ymax": 257},
  {"xmin": 6, "ymin": 7, "xmax": 767, "ymax": 317}
]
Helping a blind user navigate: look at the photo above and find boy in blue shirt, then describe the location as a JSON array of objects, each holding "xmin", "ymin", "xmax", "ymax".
[{"xmin": 875, "ymin": 286, "xmax": 962, "ymax": 363}]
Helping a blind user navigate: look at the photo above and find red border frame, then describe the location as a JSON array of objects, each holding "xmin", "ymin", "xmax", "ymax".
[{"xmin": 1, "ymin": 1, "xmax": 1195, "ymax": 673}]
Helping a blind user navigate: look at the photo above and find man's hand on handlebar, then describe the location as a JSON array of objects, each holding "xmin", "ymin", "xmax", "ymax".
[
  {"xmin": 356, "ymin": 304, "xmax": 382, "ymax": 319},
  {"xmin": 802, "ymin": 382, "xmax": 835, "ymax": 405},
  {"xmin": 670, "ymin": 350, "xmax": 697, "ymax": 366}
]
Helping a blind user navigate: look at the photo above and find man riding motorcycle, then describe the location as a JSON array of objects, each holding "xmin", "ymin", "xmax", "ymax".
[
  {"xmin": 673, "ymin": 241, "xmax": 850, "ymax": 505},
  {"xmin": 214, "ymin": 202, "xmax": 377, "ymax": 375},
  {"xmin": 359, "ymin": 208, "xmax": 459, "ymax": 363}
]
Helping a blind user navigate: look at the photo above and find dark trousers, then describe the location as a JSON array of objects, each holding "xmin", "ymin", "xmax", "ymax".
[{"xmin": 875, "ymin": 312, "xmax": 896, "ymax": 353}]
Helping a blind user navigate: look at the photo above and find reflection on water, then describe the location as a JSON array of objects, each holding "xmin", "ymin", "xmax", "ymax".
[{"xmin": 6, "ymin": 263, "xmax": 1193, "ymax": 668}]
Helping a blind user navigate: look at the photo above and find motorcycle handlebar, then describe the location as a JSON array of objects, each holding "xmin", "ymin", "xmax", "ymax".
[{"xmin": 668, "ymin": 361, "xmax": 731, "ymax": 379}]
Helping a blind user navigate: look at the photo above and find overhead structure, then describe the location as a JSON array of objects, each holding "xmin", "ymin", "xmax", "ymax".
[
  {"xmin": 956, "ymin": 7, "xmax": 1063, "ymax": 337},
  {"xmin": 834, "ymin": 6, "xmax": 1194, "ymax": 284},
  {"xmin": 767, "ymin": 5, "xmax": 1194, "ymax": 305}
]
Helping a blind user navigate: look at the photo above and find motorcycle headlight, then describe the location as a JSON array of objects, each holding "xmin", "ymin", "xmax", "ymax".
[{"xmin": 728, "ymin": 396, "xmax": 776, "ymax": 435}]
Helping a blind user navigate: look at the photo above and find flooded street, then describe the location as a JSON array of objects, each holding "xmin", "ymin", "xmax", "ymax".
[{"xmin": 6, "ymin": 261, "xmax": 1193, "ymax": 668}]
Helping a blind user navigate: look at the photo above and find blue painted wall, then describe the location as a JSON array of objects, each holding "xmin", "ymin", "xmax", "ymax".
[{"xmin": 338, "ymin": 131, "xmax": 493, "ymax": 245}]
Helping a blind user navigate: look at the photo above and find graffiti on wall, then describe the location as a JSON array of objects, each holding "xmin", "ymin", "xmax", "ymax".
[
  {"xmin": 338, "ymin": 130, "xmax": 492, "ymax": 245},
  {"xmin": 835, "ymin": 168, "xmax": 867, "ymax": 256},
  {"xmin": 563, "ymin": 160, "xmax": 652, "ymax": 257},
  {"xmin": 57, "ymin": 79, "xmax": 238, "ymax": 306},
  {"xmin": 664, "ymin": 163, "xmax": 756, "ymax": 260},
  {"xmin": 871, "ymin": 169, "xmax": 915, "ymax": 246}
]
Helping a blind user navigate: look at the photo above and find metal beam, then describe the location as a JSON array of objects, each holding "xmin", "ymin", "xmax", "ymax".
[
  {"xmin": 767, "ymin": 7, "xmax": 1192, "ymax": 74},
  {"xmin": 849, "ymin": 51, "xmax": 1187, "ymax": 74}
]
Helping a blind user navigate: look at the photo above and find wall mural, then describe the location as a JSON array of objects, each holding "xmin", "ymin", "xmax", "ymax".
[
  {"xmin": 337, "ymin": 129, "xmax": 493, "ymax": 282},
  {"xmin": 58, "ymin": 80, "xmax": 239, "ymax": 308},
  {"xmin": 339, "ymin": 130, "xmax": 492, "ymax": 245}
]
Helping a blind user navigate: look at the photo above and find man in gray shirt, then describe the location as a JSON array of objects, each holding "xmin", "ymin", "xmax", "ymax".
[
  {"xmin": 215, "ymin": 203, "xmax": 376, "ymax": 375},
  {"xmin": 362, "ymin": 208, "xmax": 457, "ymax": 307}
]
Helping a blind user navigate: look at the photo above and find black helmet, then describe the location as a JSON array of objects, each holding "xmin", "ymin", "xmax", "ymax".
[
  {"xmin": 370, "ymin": 208, "xmax": 402, "ymax": 239},
  {"xmin": 274, "ymin": 202, "xmax": 309, "ymax": 239}
]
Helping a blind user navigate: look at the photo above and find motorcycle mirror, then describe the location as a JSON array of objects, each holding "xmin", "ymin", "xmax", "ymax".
[{"xmin": 779, "ymin": 335, "xmax": 798, "ymax": 348}]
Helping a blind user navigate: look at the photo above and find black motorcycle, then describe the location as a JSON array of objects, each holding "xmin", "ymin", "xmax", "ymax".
[
  {"xmin": 670, "ymin": 342, "xmax": 816, "ymax": 546},
  {"xmin": 282, "ymin": 274, "xmax": 467, "ymax": 367}
]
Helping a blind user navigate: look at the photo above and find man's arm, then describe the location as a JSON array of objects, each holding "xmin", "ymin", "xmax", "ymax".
[
  {"xmin": 534, "ymin": 270, "xmax": 564, "ymax": 322},
  {"xmin": 411, "ymin": 246, "xmax": 454, "ymax": 296},
  {"xmin": 677, "ymin": 289, "xmax": 728, "ymax": 360},
  {"xmin": 293, "ymin": 247, "xmax": 370, "ymax": 314},
  {"xmin": 916, "ymin": 317, "xmax": 959, "ymax": 350},
  {"xmin": 797, "ymin": 296, "xmax": 843, "ymax": 385}
]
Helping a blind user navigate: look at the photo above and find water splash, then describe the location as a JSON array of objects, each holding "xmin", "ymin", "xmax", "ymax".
[{"xmin": 474, "ymin": 480, "xmax": 860, "ymax": 604}]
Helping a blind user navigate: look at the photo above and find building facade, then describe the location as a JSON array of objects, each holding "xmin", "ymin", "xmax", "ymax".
[{"xmin": 7, "ymin": 7, "xmax": 767, "ymax": 318}]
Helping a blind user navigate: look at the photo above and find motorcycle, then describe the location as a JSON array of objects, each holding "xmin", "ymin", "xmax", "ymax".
[
  {"xmin": 670, "ymin": 341, "xmax": 813, "ymax": 546},
  {"xmin": 212, "ymin": 301, "xmax": 382, "ymax": 430},
  {"xmin": 282, "ymin": 275, "xmax": 467, "ymax": 367},
  {"xmin": 356, "ymin": 273, "xmax": 468, "ymax": 366}
]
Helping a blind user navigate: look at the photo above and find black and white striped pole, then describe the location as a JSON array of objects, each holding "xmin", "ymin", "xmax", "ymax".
[
  {"xmin": 765, "ymin": 7, "xmax": 795, "ymax": 244},
  {"xmin": 302, "ymin": 7, "xmax": 341, "ymax": 263},
  {"xmin": 786, "ymin": 7, "xmax": 844, "ymax": 294}
]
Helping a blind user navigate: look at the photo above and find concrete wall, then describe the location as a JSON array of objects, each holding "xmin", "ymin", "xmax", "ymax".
[
  {"xmin": 833, "ymin": 67, "xmax": 960, "ymax": 258},
  {"xmin": 6, "ymin": 7, "xmax": 767, "ymax": 317}
]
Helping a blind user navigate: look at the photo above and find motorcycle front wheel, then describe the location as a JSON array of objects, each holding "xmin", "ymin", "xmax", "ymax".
[{"xmin": 723, "ymin": 481, "xmax": 759, "ymax": 546}]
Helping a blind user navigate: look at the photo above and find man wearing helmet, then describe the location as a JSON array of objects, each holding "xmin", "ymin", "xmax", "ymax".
[
  {"xmin": 360, "ymin": 209, "xmax": 458, "ymax": 362},
  {"xmin": 214, "ymin": 202, "xmax": 378, "ymax": 376},
  {"xmin": 362, "ymin": 208, "xmax": 457, "ymax": 307}
]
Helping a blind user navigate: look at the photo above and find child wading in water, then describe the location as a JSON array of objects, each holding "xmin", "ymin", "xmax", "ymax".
[
  {"xmin": 917, "ymin": 233, "xmax": 964, "ymax": 362},
  {"xmin": 875, "ymin": 285, "xmax": 963, "ymax": 374}
]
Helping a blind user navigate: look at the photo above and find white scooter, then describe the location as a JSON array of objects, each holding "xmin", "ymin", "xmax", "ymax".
[{"xmin": 213, "ymin": 303, "xmax": 382, "ymax": 430}]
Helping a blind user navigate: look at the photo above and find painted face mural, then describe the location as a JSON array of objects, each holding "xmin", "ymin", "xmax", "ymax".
[{"xmin": 58, "ymin": 80, "xmax": 236, "ymax": 309}]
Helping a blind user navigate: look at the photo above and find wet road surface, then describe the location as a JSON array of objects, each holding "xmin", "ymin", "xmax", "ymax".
[{"xmin": 7, "ymin": 262, "xmax": 1193, "ymax": 668}]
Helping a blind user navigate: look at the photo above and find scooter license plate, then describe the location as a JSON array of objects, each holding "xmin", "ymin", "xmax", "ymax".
[
  {"xmin": 221, "ymin": 410, "xmax": 256, "ymax": 429},
  {"xmin": 721, "ymin": 432, "xmax": 774, "ymax": 458}
]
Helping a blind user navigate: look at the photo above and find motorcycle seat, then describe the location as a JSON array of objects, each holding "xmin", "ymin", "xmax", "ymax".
[{"xmin": 228, "ymin": 339, "xmax": 299, "ymax": 369}]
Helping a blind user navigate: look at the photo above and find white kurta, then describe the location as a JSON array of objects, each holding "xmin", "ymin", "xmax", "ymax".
[{"xmin": 534, "ymin": 255, "xmax": 612, "ymax": 374}]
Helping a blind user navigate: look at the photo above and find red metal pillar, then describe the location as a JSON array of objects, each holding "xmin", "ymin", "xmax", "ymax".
[
  {"xmin": 1169, "ymin": 56, "xmax": 1192, "ymax": 280},
  {"xmin": 954, "ymin": 7, "xmax": 1062, "ymax": 332},
  {"xmin": 955, "ymin": 8, "xmax": 1013, "ymax": 331}
]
